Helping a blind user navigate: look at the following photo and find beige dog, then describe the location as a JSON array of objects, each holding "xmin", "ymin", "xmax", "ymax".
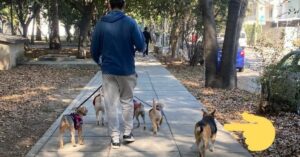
[
  {"xmin": 93, "ymin": 88, "xmax": 106, "ymax": 126},
  {"xmin": 149, "ymin": 99, "xmax": 164, "ymax": 135},
  {"xmin": 59, "ymin": 106, "xmax": 88, "ymax": 149},
  {"xmin": 194, "ymin": 109, "xmax": 217, "ymax": 157}
]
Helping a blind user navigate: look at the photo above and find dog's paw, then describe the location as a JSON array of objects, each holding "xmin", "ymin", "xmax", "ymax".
[{"xmin": 153, "ymin": 131, "xmax": 157, "ymax": 136}]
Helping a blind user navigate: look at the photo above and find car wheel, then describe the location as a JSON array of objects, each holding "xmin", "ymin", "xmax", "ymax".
[{"xmin": 238, "ymin": 68, "xmax": 244, "ymax": 72}]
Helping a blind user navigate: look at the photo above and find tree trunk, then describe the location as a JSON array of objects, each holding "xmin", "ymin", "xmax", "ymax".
[
  {"xmin": 219, "ymin": 0, "xmax": 248, "ymax": 89},
  {"xmin": 169, "ymin": 13, "xmax": 180, "ymax": 58},
  {"xmin": 10, "ymin": 0, "xmax": 15, "ymax": 35},
  {"xmin": 202, "ymin": 0, "xmax": 219, "ymax": 87},
  {"xmin": 36, "ymin": 12, "xmax": 42, "ymax": 41},
  {"xmin": 65, "ymin": 24, "xmax": 72, "ymax": 43},
  {"xmin": 49, "ymin": 0, "xmax": 61, "ymax": 49},
  {"xmin": 31, "ymin": 17, "xmax": 36, "ymax": 44},
  {"xmin": 22, "ymin": 23, "xmax": 28, "ymax": 38},
  {"xmin": 77, "ymin": 3, "xmax": 94, "ymax": 58}
]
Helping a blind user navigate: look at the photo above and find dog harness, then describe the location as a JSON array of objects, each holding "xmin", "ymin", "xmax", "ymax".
[
  {"xmin": 70, "ymin": 113, "xmax": 83, "ymax": 130},
  {"xmin": 197, "ymin": 119, "xmax": 217, "ymax": 136},
  {"xmin": 133, "ymin": 99, "xmax": 142, "ymax": 111}
]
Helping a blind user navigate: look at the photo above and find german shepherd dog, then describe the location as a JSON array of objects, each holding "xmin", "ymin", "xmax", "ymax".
[{"xmin": 194, "ymin": 109, "xmax": 217, "ymax": 157}]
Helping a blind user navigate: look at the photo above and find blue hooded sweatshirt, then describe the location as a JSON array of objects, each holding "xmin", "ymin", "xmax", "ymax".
[{"xmin": 91, "ymin": 10, "xmax": 145, "ymax": 76}]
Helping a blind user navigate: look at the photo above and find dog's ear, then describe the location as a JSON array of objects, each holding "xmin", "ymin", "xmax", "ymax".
[
  {"xmin": 202, "ymin": 109, "xmax": 208, "ymax": 116},
  {"xmin": 210, "ymin": 109, "xmax": 216, "ymax": 117}
]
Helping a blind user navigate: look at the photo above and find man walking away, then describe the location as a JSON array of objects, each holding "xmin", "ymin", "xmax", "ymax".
[
  {"xmin": 90, "ymin": 0, "xmax": 145, "ymax": 149},
  {"xmin": 143, "ymin": 27, "xmax": 151, "ymax": 57}
]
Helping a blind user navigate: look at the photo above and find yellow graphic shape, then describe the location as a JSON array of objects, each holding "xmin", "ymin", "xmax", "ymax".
[{"xmin": 224, "ymin": 112, "xmax": 275, "ymax": 151}]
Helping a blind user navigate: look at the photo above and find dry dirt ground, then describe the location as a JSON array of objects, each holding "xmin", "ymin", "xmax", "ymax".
[
  {"xmin": 0, "ymin": 65, "xmax": 98, "ymax": 157},
  {"xmin": 166, "ymin": 63, "xmax": 300, "ymax": 157}
]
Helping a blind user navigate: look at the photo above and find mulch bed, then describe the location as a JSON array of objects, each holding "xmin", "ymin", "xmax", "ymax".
[
  {"xmin": 0, "ymin": 65, "xmax": 98, "ymax": 157},
  {"xmin": 166, "ymin": 63, "xmax": 300, "ymax": 157}
]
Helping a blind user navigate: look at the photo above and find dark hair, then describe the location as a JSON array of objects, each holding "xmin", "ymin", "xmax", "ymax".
[
  {"xmin": 110, "ymin": 0, "xmax": 125, "ymax": 9},
  {"xmin": 144, "ymin": 27, "xmax": 148, "ymax": 31}
]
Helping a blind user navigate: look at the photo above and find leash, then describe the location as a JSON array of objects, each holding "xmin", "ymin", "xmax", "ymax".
[
  {"xmin": 145, "ymin": 71, "xmax": 183, "ymax": 157},
  {"xmin": 76, "ymin": 85, "xmax": 102, "ymax": 109},
  {"xmin": 133, "ymin": 96, "xmax": 153, "ymax": 108}
]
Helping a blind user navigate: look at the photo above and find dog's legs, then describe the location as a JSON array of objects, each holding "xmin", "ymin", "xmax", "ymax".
[
  {"xmin": 209, "ymin": 134, "xmax": 217, "ymax": 152},
  {"xmin": 101, "ymin": 110, "xmax": 105, "ymax": 126},
  {"xmin": 96, "ymin": 109, "xmax": 100, "ymax": 126},
  {"xmin": 159, "ymin": 117, "xmax": 163, "ymax": 125},
  {"xmin": 199, "ymin": 140, "xmax": 205, "ymax": 157},
  {"xmin": 59, "ymin": 128, "xmax": 65, "ymax": 149},
  {"xmin": 70, "ymin": 128, "xmax": 76, "ymax": 147},
  {"xmin": 78, "ymin": 127, "xmax": 84, "ymax": 145},
  {"xmin": 136, "ymin": 114, "xmax": 140, "ymax": 128},
  {"xmin": 141, "ymin": 112, "xmax": 146, "ymax": 130},
  {"xmin": 152, "ymin": 121, "xmax": 158, "ymax": 135}
]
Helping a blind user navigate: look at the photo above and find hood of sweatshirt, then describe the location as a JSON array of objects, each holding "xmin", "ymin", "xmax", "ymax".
[{"xmin": 101, "ymin": 10, "xmax": 125, "ymax": 23}]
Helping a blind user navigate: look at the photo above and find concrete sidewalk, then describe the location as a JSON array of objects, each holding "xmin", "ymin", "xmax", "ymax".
[{"xmin": 26, "ymin": 55, "xmax": 252, "ymax": 157}]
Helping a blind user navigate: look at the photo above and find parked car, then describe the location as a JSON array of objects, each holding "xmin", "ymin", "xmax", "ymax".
[
  {"xmin": 217, "ymin": 40, "xmax": 245, "ymax": 72},
  {"xmin": 260, "ymin": 51, "xmax": 300, "ymax": 114}
]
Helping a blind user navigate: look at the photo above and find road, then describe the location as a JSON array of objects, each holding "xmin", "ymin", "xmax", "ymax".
[{"xmin": 237, "ymin": 47, "xmax": 262, "ymax": 94}]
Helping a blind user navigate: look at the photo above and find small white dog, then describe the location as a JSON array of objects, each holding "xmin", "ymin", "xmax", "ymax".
[{"xmin": 93, "ymin": 88, "xmax": 106, "ymax": 126}]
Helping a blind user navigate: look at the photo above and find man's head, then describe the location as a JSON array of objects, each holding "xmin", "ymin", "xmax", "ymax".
[
  {"xmin": 144, "ymin": 27, "xmax": 148, "ymax": 31},
  {"xmin": 109, "ymin": 0, "xmax": 125, "ymax": 10}
]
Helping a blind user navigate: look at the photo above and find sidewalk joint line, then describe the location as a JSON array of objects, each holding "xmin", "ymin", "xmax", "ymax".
[{"xmin": 146, "ymin": 71, "xmax": 183, "ymax": 157}]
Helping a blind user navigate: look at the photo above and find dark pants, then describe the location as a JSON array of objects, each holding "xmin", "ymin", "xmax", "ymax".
[{"xmin": 143, "ymin": 42, "xmax": 149, "ymax": 56}]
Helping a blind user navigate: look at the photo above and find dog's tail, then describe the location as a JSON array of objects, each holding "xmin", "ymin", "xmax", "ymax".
[{"xmin": 152, "ymin": 99, "xmax": 157, "ymax": 114}]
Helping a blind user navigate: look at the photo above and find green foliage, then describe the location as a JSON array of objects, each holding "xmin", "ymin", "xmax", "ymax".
[
  {"xmin": 260, "ymin": 60, "xmax": 300, "ymax": 113},
  {"xmin": 244, "ymin": 24, "xmax": 262, "ymax": 46},
  {"xmin": 58, "ymin": 1, "xmax": 81, "ymax": 26}
]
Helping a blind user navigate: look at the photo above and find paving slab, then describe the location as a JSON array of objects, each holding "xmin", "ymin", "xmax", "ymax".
[{"xmin": 26, "ymin": 55, "xmax": 252, "ymax": 157}]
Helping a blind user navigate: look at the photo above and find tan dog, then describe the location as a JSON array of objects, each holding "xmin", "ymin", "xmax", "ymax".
[
  {"xmin": 149, "ymin": 99, "xmax": 164, "ymax": 135},
  {"xmin": 133, "ymin": 99, "xmax": 146, "ymax": 130},
  {"xmin": 59, "ymin": 106, "xmax": 88, "ymax": 149},
  {"xmin": 93, "ymin": 88, "xmax": 106, "ymax": 126},
  {"xmin": 194, "ymin": 109, "xmax": 217, "ymax": 157}
]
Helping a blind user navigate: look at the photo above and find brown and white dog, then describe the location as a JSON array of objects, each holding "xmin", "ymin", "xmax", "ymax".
[
  {"xmin": 93, "ymin": 88, "xmax": 106, "ymax": 126},
  {"xmin": 133, "ymin": 99, "xmax": 146, "ymax": 130},
  {"xmin": 194, "ymin": 109, "xmax": 217, "ymax": 157},
  {"xmin": 149, "ymin": 99, "xmax": 165, "ymax": 135},
  {"xmin": 59, "ymin": 106, "xmax": 88, "ymax": 149}
]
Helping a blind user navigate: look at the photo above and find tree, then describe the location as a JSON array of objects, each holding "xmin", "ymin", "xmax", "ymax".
[
  {"xmin": 64, "ymin": 0, "xmax": 104, "ymax": 58},
  {"xmin": 36, "ymin": 10, "xmax": 42, "ymax": 41},
  {"xmin": 14, "ymin": 0, "xmax": 41, "ymax": 38},
  {"xmin": 202, "ymin": 0, "xmax": 219, "ymax": 87},
  {"xmin": 58, "ymin": 1, "xmax": 80, "ymax": 43},
  {"xmin": 49, "ymin": 0, "xmax": 61, "ymax": 49},
  {"xmin": 218, "ymin": 0, "xmax": 248, "ymax": 89}
]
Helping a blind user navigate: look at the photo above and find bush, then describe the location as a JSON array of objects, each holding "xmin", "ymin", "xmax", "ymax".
[{"xmin": 260, "ymin": 64, "xmax": 300, "ymax": 113}]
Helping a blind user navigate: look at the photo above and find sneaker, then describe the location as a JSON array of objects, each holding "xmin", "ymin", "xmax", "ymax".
[
  {"xmin": 123, "ymin": 133, "xmax": 135, "ymax": 142},
  {"xmin": 111, "ymin": 139, "xmax": 120, "ymax": 149}
]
